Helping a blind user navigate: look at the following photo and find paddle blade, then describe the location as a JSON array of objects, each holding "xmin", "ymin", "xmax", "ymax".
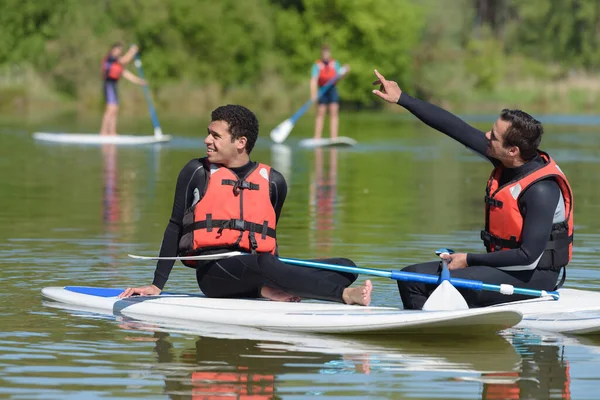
[
  {"xmin": 422, "ymin": 280, "xmax": 469, "ymax": 311},
  {"xmin": 270, "ymin": 119, "xmax": 294, "ymax": 144}
]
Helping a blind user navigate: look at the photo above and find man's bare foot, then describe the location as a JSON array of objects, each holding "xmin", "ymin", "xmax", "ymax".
[
  {"xmin": 342, "ymin": 280, "xmax": 372, "ymax": 306},
  {"xmin": 261, "ymin": 286, "xmax": 301, "ymax": 302}
]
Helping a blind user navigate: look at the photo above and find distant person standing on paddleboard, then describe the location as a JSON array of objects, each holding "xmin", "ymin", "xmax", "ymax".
[
  {"xmin": 100, "ymin": 43, "xmax": 146, "ymax": 136},
  {"xmin": 311, "ymin": 45, "xmax": 349, "ymax": 141},
  {"xmin": 372, "ymin": 70, "xmax": 574, "ymax": 309},
  {"xmin": 120, "ymin": 105, "xmax": 372, "ymax": 305}
]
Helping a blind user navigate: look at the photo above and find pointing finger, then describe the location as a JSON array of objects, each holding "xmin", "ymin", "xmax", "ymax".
[{"xmin": 373, "ymin": 69, "xmax": 386, "ymax": 82}]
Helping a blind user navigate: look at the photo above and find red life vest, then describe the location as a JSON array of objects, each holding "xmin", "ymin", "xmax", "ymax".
[
  {"xmin": 315, "ymin": 59, "xmax": 338, "ymax": 87},
  {"xmin": 481, "ymin": 151, "xmax": 574, "ymax": 271},
  {"xmin": 102, "ymin": 56, "xmax": 123, "ymax": 80},
  {"xmin": 178, "ymin": 161, "xmax": 277, "ymax": 266}
]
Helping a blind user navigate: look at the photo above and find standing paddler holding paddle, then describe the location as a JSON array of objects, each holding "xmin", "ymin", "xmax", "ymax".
[
  {"xmin": 371, "ymin": 70, "xmax": 574, "ymax": 309},
  {"xmin": 99, "ymin": 42, "xmax": 146, "ymax": 136},
  {"xmin": 120, "ymin": 105, "xmax": 372, "ymax": 305}
]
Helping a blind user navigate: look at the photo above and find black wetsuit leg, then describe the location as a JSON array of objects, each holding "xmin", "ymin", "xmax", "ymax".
[
  {"xmin": 397, "ymin": 261, "xmax": 559, "ymax": 309},
  {"xmin": 196, "ymin": 254, "xmax": 358, "ymax": 303}
]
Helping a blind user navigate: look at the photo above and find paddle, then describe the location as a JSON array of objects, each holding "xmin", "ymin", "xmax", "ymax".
[
  {"xmin": 422, "ymin": 249, "xmax": 469, "ymax": 311},
  {"xmin": 133, "ymin": 52, "xmax": 164, "ymax": 139},
  {"xmin": 269, "ymin": 66, "xmax": 348, "ymax": 144},
  {"xmin": 128, "ymin": 251, "xmax": 560, "ymax": 300}
]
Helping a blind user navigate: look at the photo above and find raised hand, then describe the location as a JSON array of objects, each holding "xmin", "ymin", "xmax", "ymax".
[{"xmin": 371, "ymin": 69, "xmax": 402, "ymax": 104}]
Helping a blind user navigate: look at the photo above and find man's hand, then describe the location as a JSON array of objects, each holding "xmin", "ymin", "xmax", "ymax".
[
  {"xmin": 371, "ymin": 69, "xmax": 402, "ymax": 103},
  {"xmin": 440, "ymin": 253, "xmax": 469, "ymax": 270},
  {"xmin": 118, "ymin": 284, "xmax": 161, "ymax": 298}
]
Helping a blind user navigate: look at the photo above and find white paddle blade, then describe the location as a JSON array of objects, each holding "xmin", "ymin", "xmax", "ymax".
[
  {"xmin": 270, "ymin": 119, "xmax": 294, "ymax": 144},
  {"xmin": 128, "ymin": 251, "xmax": 245, "ymax": 261},
  {"xmin": 422, "ymin": 280, "xmax": 469, "ymax": 311}
]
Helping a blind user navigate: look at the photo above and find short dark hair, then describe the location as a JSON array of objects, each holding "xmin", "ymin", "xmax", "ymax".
[
  {"xmin": 211, "ymin": 105, "xmax": 259, "ymax": 154},
  {"xmin": 111, "ymin": 42, "xmax": 123, "ymax": 51},
  {"xmin": 500, "ymin": 109, "xmax": 543, "ymax": 161},
  {"xmin": 321, "ymin": 44, "xmax": 331, "ymax": 52}
]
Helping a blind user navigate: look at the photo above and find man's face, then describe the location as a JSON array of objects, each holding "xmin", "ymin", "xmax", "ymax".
[
  {"xmin": 204, "ymin": 120, "xmax": 244, "ymax": 166},
  {"xmin": 485, "ymin": 118, "xmax": 514, "ymax": 162}
]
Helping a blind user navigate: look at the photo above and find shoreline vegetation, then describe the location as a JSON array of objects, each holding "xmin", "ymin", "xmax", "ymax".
[{"xmin": 3, "ymin": 0, "xmax": 600, "ymax": 120}]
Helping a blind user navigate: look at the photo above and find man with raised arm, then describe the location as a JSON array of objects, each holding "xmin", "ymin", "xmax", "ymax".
[{"xmin": 372, "ymin": 70, "xmax": 574, "ymax": 309}]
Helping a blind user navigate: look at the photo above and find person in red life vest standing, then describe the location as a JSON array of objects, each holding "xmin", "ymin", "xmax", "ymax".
[
  {"xmin": 119, "ymin": 105, "xmax": 372, "ymax": 305},
  {"xmin": 310, "ymin": 45, "xmax": 350, "ymax": 140},
  {"xmin": 100, "ymin": 42, "xmax": 146, "ymax": 136},
  {"xmin": 372, "ymin": 70, "xmax": 574, "ymax": 309}
]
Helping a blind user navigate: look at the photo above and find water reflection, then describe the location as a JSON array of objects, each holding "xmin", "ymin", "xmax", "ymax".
[{"xmin": 309, "ymin": 148, "xmax": 338, "ymax": 254}]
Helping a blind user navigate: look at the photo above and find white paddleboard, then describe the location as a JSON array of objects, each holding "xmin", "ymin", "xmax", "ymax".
[
  {"xmin": 41, "ymin": 286, "xmax": 521, "ymax": 335},
  {"xmin": 33, "ymin": 132, "xmax": 172, "ymax": 145},
  {"xmin": 495, "ymin": 288, "xmax": 600, "ymax": 335},
  {"xmin": 299, "ymin": 136, "xmax": 357, "ymax": 148}
]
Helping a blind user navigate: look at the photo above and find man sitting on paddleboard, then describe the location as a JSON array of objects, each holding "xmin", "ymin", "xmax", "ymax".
[
  {"xmin": 372, "ymin": 70, "xmax": 573, "ymax": 309},
  {"xmin": 120, "ymin": 105, "xmax": 372, "ymax": 305},
  {"xmin": 100, "ymin": 42, "xmax": 146, "ymax": 136}
]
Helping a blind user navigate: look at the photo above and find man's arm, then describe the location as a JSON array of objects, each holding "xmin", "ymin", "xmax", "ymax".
[
  {"xmin": 121, "ymin": 69, "xmax": 145, "ymax": 85},
  {"xmin": 152, "ymin": 160, "xmax": 206, "ymax": 289},
  {"xmin": 269, "ymin": 169, "xmax": 288, "ymax": 223},
  {"xmin": 371, "ymin": 69, "xmax": 494, "ymax": 163},
  {"xmin": 397, "ymin": 93, "xmax": 493, "ymax": 162},
  {"xmin": 467, "ymin": 180, "xmax": 561, "ymax": 268},
  {"xmin": 310, "ymin": 64, "xmax": 319, "ymax": 101},
  {"xmin": 118, "ymin": 45, "xmax": 138, "ymax": 65}
]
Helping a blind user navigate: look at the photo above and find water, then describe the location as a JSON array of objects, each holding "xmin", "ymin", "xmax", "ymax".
[{"xmin": 1, "ymin": 112, "xmax": 600, "ymax": 399}]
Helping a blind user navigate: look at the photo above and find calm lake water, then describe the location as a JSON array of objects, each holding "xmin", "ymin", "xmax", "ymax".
[{"xmin": 1, "ymin": 110, "xmax": 600, "ymax": 399}]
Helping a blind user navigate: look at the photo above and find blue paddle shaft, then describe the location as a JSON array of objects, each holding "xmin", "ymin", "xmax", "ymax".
[
  {"xmin": 134, "ymin": 54, "xmax": 161, "ymax": 131},
  {"xmin": 290, "ymin": 72, "xmax": 345, "ymax": 124},
  {"xmin": 278, "ymin": 257, "xmax": 559, "ymax": 300}
]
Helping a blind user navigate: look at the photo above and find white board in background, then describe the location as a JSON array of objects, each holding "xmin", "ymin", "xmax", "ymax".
[
  {"xmin": 33, "ymin": 132, "xmax": 172, "ymax": 145},
  {"xmin": 299, "ymin": 136, "xmax": 357, "ymax": 148}
]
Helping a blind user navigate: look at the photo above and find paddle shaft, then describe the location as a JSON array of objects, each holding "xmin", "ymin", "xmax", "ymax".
[
  {"xmin": 290, "ymin": 69, "xmax": 347, "ymax": 124},
  {"xmin": 133, "ymin": 54, "xmax": 162, "ymax": 137},
  {"xmin": 278, "ymin": 257, "xmax": 560, "ymax": 300}
]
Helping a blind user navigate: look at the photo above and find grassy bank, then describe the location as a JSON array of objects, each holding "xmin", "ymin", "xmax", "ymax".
[{"xmin": 3, "ymin": 64, "xmax": 600, "ymax": 121}]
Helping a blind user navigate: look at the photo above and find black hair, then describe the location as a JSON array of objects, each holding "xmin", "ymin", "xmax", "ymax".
[
  {"xmin": 211, "ymin": 105, "xmax": 259, "ymax": 154},
  {"xmin": 500, "ymin": 109, "xmax": 543, "ymax": 161}
]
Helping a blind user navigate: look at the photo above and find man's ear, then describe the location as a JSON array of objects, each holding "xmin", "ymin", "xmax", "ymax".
[
  {"xmin": 508, "ymin": 145, "xmax": 520, "ymax": 158},
  {"xmin": 237, "ymin": 136, "xmax": 247, "ymax": 150}
]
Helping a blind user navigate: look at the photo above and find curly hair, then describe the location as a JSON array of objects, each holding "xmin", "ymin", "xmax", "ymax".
[
  {"xmin": 211, "ymin": 105, "xmax": 259, "ymax": 154},
  {"xmin": 500, "ymin": 109, "xmax": 543, "ymax": 161}
]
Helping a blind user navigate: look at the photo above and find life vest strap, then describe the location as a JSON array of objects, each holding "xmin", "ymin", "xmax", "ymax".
[
  {"xmin": 183, "ymin": 219, "xmax": 275, "ymax": 239},
  {"xmin": 221, "ymin": 179, "xmax": 260, "ymax": 195},
  {"xmin": 481, "ymin": 230, "xmax": 518, "ymax": 251},
  {"xmin": 543, "ymin": 234, "xmax": 573, "ymax": 250},
  {"xmin": 484, "ymin": 195, "xmax": 503, "ymax": 208}
]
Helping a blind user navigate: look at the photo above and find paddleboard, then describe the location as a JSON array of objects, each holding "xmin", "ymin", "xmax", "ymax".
[
  {"xmin": 41, "ymin": 286, "xmax": 521, "ymax": 335},
  {"xmin": 496, "ymin": 288, "xmax": 600, "ymax": 335},
  {"xmin": 33, "ymin": 132, "xmax": 172, "ymax": 145},
  {"xmin": 299, "ymin": 136, "xmax": 357, "ymax": 148}
]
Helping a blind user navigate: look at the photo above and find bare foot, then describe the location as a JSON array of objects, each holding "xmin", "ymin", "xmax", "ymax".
[
  {"xmin": 261, "ymin": 286, "xmax": 302, "ymax": 302},
  {"xmin": 342, "ymin": 280, "xmax": 372, "ymax": 306}
]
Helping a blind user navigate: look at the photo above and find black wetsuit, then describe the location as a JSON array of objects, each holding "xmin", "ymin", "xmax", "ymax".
[
  {"xmin": 151, "ymin": 158, "xmax": 357, "ymax": 302},
  {"xmin": 396, "ymin": 94, "xmax": 562, "ymax": 309}
]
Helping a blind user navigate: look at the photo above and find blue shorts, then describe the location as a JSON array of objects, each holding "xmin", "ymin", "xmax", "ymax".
[
  {"xmin": 104, "ymin": 80, "xmax": 119, "ymax": 105},
  {"xmin": 318, "ymin": 86, "xmax": 339, "ymax": 105}
]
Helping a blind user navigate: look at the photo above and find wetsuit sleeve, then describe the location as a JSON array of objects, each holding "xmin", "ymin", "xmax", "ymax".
[
  {"xmin": 152, "ymin": 159, "xmax": 206, "ymax": 289},
  {"xmin": 467, "ymin": 180, "xmax": 561, "ymax": 268},
  {"xmin": 397, "ymin": 93, "xmax": 497, "ymax": 164},
  {"xmin": 269, "ymin": 169, "xmax": 287, "ymax": 223}
]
